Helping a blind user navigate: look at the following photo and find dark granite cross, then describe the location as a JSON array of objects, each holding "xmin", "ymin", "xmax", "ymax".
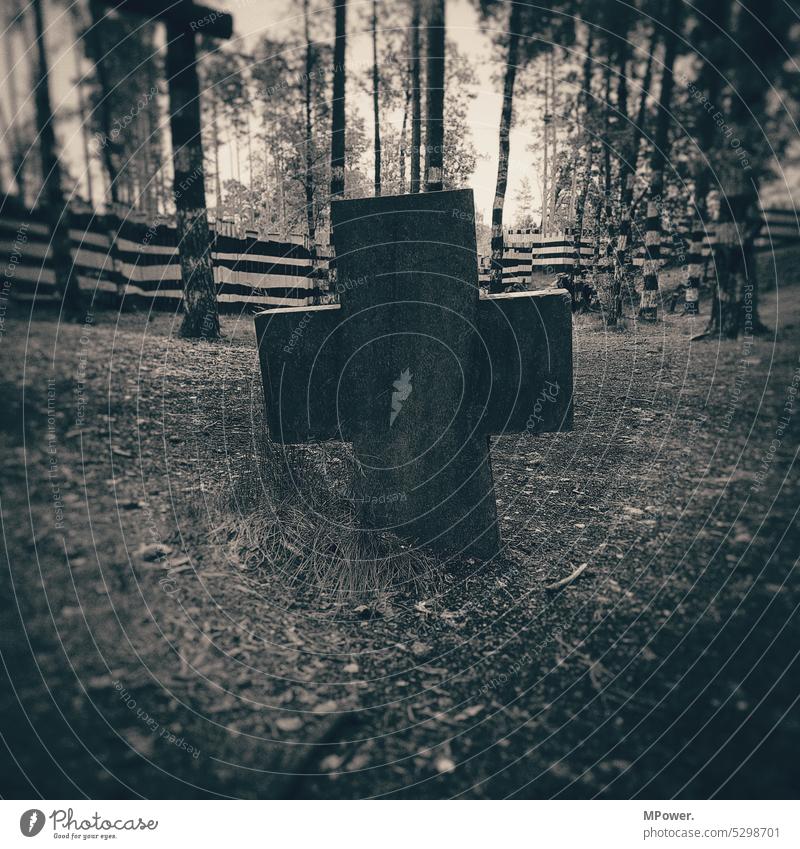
[
  {"xmin": 255, "ymin": 190, "xmax": 573, "ymax": 559},
  {"xmin": 98, "ymin": 0, "xmax": 233, "ymax": 336}
]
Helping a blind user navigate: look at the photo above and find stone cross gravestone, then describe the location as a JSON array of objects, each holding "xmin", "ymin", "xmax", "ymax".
[{"xmin": 255, "ymin": 189, "xmax": 572, "ymax": 559}]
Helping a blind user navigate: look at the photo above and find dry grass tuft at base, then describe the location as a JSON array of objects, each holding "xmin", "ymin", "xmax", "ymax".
[{"xmin": 214, "ymin": 428, "xmax": 444, "ymax": 606}]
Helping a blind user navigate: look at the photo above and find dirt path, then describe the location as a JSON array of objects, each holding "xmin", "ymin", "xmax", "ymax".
[{"xmin": 1, "ymin": 270, "xmax": 798, "ymax": 799}]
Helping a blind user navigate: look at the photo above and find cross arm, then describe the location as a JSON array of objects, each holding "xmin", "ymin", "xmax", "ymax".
[
  {"xmin": 101, "ymin": 0, "xmax": 233, "ymax": 39},
  {"xmin": 476, "ymin": 289, "xmax": 573, "ymax": 435},
  {"xmin": 255, "ymin": 305, "xmax": 344, "ymax": 444}
]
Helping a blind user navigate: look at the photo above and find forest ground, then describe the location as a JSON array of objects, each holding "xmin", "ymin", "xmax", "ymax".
[{"xmin": 1, "ymin": 253, "xmax": 799, "ymax": 799}]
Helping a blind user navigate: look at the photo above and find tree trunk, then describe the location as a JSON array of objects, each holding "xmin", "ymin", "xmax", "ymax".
[
  {"xmin": 85, "ymin": 0, "xmax": 122, "ymax": 205},
  {"xmin": 0, "ymin": 98, "xmax": 12, "ymax": 197},
  {"xmin": 598, "ymin": 62, "xmax": 613, "ymax": 311},
  {"xmin": 423, "ymin": 0, "xmax": 445, "ymax": 193},
  {"xmin": 542, "ymin": 54, "xmax": 549, "ymax": 237},
  {"xmin": 247, "ymin": 115, "xmax": 254, "ymax": 186},
  {"xmin": 164, "ymin": 19, "xmax": 219, "ymax": 339},
  {"xmin": 371, "ymin": 0, "xmax": 381, "ymax": 196},
  {"xmin": 685, "ymin": 1, "xmax": 730, "ymax": 316},
  {"xmin": 706, "ymin": 165, "xmax": 759, "ymax": 337},
  {"xmin": 262, "ymin": 115, "xmax": 272, "ymax": 226},
  {"xmin": 591, "ymin": 177, "xmax": 602, "ymax": 297},
  {"xmin": 488, "ymin": 1, "xmax": 521, "ymax": 294},
  {"xmin": 685, "ymin": 168, "xmax": 708, "ymax": 315},
  {"xmin": 330, "ymin": 0, "xmax": 347, "ymax": 200},
  {"xmin": 247, "ymin": 114, "xmax": 255, "ymax": 226},
  {"xmin": 3, "ymin": 11, "xmax": 27, "ymax": 204},
  {"xmin": 232, "ymin": 124, "xmax": 241, "ymax": 183},
  {"xmin": 302, "ymin": 0, "xmax": 317, "ymax": 254},
  {"xmin": 129, "ymin": 115, "xmax": 141, "ymax": 207},
  {"xmin": 573, "ymin": 142, "xmax": 594, "ymax": 284},
  {"xmin": 212, "ymin": 96, "xmax": 222, "ymax": 213},
  {"xmin": 31, "ymin": 0, "xmax": 84, "ymax": 317},
  {"xmin": 608, "ymin": 46, "xmax": 631, "ymax": 327},
  {"xmin": 155, "ymin": 145, "xmax": 165, "ymax": 215},
  {"xmin": 72, "ymin": 43, "xmax": 95, "ymax": 206},
  {"xmin": 608, "ymin": 30, "xmax": 630, "ymax": 323},
  {"xmin": 276, "ymin": 147, "xmax": 287, "ymax": 236},
  {"xmin": 143, "ymin": 34, "xmax": 160, "ymax": 219},
  {"xmin": 640, "ymin": 1, "xmax": 680, "ymax": 322},
  {"xmin": 142, "ymin": 98, "xmax": 155, "ymax": 217},
  {"xmin": 620, "ymin": 29, "xmax": 657, "ymax": 215},
  {"xmin": 571, "ymin": 27, "xmax": 594, "ymax": 286},
  {"xmin": 399, "ymin": 83, "xmax": 411, "ymax": 193},
  {"xmin": 409, "ymin": 0, "xmax": 422, "ymax": 193},
  {"xmin": 548, "ymin": 50, "xmax": 559, "ymax": 229},
  {"xmin": 703, "ymin": 0, "xmax": 768, "ymax": 339},
  {"xmin": 612, "ymin": 29, "xmax": 656, "ymax": 322}
]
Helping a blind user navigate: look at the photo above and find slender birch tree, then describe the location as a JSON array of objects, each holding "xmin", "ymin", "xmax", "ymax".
[
  {"xmin": 302, "ymin": 0, "xmax": 318, "ymax": 255},
  {"xmin": 330, "ymin": 0, "xmax": 347, "ymax": 200},
  {"xmin": 423, "ymin": 0, "xmax": 445, "ymax": 192},
  {"xmin": 639, "ymin": 0, "xmax": 681, "ymax": 322},
  {"xmin": 410, "ymin": 0, "xmax": 422, "ymax": 193},
  {"xmin": 371, "ymin": 0, "xmax": 381, "ymax": 195},
  {"xmin": 488, "ymin": 0, "xmax": 522, "ymax": 292}
]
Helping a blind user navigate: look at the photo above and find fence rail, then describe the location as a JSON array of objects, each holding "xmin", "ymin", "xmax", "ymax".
[
  {"xmin": 3, "ymin": 202, "xmax": 797, "ymax": 311},
  {"xmin": 0, "ymin": 203, "xmax": 323, "ymax": 312},
  {"xmin": 495, "ymin": 211, "xmax": 799, "ymax": 281}
]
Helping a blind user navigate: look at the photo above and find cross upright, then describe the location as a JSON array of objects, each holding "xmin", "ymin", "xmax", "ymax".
[
  {"xmin": 255, "ymin": 189, "xmax": 573, "ymax": 560},
  {"xmin": 97, "ymin": 0, "xmax": 233, "ymax": 337}
]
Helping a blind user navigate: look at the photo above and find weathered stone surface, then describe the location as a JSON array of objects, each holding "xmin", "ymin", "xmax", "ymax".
[
  {"xmin": 254, "ymin": 188, "xmax": 573, "ymax": 560},
  {"xmin": 476, "ymin": 289, "xmax": 573, "ymax": 434},
  {"xmin": 254, "ymin": 304, "xmax": 341, "ymax": 442},
  {"xmin": 331, "ymin": 189, "xmax": 499, "ymax": 557}
]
